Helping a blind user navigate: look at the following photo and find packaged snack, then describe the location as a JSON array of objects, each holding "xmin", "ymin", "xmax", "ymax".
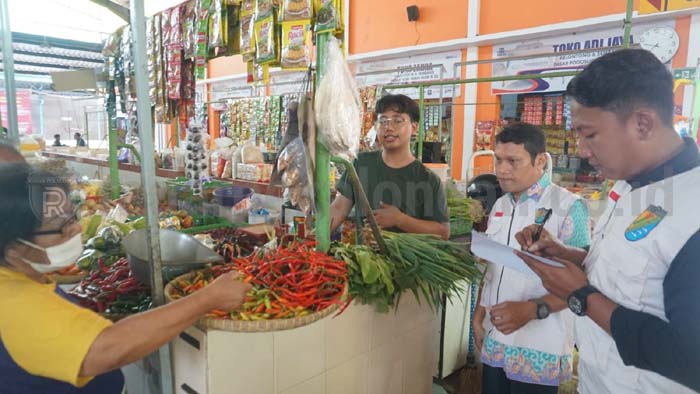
[
  {"xmin": 254, "ymin": 15, "xmax": 276, "ymax": 64},
  {"xmin": 240, "ymin": 0, "xmax": 256, "ymax": 16},
  {"xmin": 280, "ymin": 20, "xmax": 311, "ymax": 70},
  {"xmin": 256, "ymin": 0, "xmax": 274, "ymax": 20},
  {"xmin": 282, "ymin": 0, "xmax": 312, "ymax": 21},
  {"xmin": 314, "ymin": 0, "xmax": 337, "ymax": 33},
  {"xmin": 182, "ymin": 0, "xmax": 197, "ymax": 59},
  {"xmin": 209, "ymin": 0, "xmax": 225, "ymax": 49},
  {"xmin": 240, "ymin": 13, "xmax": 256, "ymax": 55}
]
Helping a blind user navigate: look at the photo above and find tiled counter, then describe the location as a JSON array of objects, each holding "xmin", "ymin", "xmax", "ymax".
[{"xmin": 172, "ymin": 295, "xmax": 439, "ymax": 394}]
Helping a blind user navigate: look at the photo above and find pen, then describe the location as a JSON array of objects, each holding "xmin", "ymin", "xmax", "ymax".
[{"xmin": 532, "ymin": 208, "xmax": 553, "ymax": 242}]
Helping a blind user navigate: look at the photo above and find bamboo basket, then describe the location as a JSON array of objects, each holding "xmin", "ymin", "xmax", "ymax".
[{"xmin": 165, "ymin": 269, "xmax": 340, "ymax": 333}]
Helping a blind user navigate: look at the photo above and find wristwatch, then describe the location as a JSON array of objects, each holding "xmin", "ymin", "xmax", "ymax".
[
  {"xmin": 531, "ymin": 298, "xmax": 550, "ymax": 320},
  {"xmin": 567, "ymin": 285, "xmax": 601, "ymax": 316}
]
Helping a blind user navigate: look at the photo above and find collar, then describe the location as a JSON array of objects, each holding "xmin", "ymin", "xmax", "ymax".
[
  {"xmin": 628, "ymin": 137, "xmax": 700, "ymax": 190},
  {"xmin": 509, "ymin": 172, "xmax": 551, "ymax": 204}
]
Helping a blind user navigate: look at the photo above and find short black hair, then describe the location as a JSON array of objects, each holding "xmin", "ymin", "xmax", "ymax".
[
  {"xmin": 0, "ymin": 165, "xmax": 71, "ymax": 259},
  {"xmin": 54, "ymin": 134, "xmax": 61, "ymax": 139},
  {"xmin": 376, "ymin": 94, "xmax": 420, "ymax": 123},
  {"xmin": 566, "ymin": 48, "xmax": 674, "ymax": 127},
  {"xmin": 74, "ymin": 132, "xmax": 81, "ymax": 137},
  {"xmin": 495, "ymin": 122, "xmax": 546, "ymax": 163}
]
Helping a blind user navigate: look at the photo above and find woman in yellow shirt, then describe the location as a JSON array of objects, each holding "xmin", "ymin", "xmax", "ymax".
[{"xmin": 0, "ymin": 162, "xmax": 251, "ymax": 393}]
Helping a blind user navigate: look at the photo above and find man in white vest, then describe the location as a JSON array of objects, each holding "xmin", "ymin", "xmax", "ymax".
[
  {"xmin": 473, "ymin": 123, "xmax": 591, "ymax": 394},
  {"xmin": 517, "ymin": 48, "xmax": 700, "ymax": 393}
]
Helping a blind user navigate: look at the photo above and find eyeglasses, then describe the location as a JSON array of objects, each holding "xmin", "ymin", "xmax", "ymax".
[
  {"xmin": 376, "ymin": 116, "xmax": 410, "ymax": 130},
  {"xmin": 32, "ymin": 208, "xmax": 79, "ymax": 236}
]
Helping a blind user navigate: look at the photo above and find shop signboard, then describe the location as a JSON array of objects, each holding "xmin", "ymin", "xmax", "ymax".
[
  {"xmin": 640, "ymin": 0, "xmax": 700, "ymax": 14},
  {"xmin": 355, "ymin": 51, "xmax": 463, "ymax": 99},
  {"xmin": 0, "ymin": 89, "xmax": 33, "ymax": 134},
  {"xmin": 491, "ymin": 21, "xmax": 675, "ymax": 95}
]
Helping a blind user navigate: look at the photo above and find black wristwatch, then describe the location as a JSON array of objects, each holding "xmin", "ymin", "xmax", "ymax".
[
  {"xmin": 567, "ymin": 285, "xmax": 600, "ymax": 316},
  {"xmin": 531, "ymin": 298, "xmax": 550, "ymax": 320}
]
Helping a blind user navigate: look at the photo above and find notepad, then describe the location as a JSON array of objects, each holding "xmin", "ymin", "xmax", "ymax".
[{"xmin": 470, "ymin": 231, "xmax": 565, "ymax": 276}]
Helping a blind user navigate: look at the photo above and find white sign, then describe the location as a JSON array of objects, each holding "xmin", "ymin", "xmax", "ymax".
[
  {"xmin": 210, "ymin": 79, "xmax": 254, "ymax": 102},
  {"xmin": 355, "ymin": 51, "xmax": 463, "ymax": 99},
  {"xmin": 269, "ymin": 71, "xmax": 308, "ymax": 96},
  {"xmin": 491, "ymin": 21, "xmax": 675, "ymax": 95}
]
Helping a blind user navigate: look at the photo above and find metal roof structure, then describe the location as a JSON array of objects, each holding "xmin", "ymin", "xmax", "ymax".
[{"xmin": 0, "ymin": 32, "xmax": 104, "ymax": 77}]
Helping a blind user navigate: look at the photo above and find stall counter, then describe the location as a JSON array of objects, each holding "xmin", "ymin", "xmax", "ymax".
[{"xmin": 172, "ymin": 295, "xmax": 439, "ymax": 394}]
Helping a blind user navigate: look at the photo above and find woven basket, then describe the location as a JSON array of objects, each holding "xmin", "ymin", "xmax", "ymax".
[{"xmin": 165, "ymin": 270, "xmax": 340, "ymax": 333}]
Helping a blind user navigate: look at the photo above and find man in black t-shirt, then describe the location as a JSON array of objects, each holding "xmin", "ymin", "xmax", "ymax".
[{"xmin": 330, "ymin": 94, "xmax": 449, "ymax": 239}]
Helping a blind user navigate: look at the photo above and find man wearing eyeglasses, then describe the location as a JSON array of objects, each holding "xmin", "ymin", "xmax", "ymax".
[{"xmin": 330, "ymin": 94, "xmax": 450, "ymax": 239}]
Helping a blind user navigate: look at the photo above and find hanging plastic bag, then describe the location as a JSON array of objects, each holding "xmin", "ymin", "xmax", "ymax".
[
  {"xmin": 277, "ymin": 137, "xmax": 314, "ymax": 215},
  {"xmin": 314, "ymin": 36, "xmax": 360, "ymax": 161}
]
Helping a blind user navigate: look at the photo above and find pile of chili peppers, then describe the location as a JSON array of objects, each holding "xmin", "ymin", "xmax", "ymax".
[
  {"xmin": 69, "ymin": 258, "xmax": 152, "ymax": 315},
  {"xmin": 169, "ymin": 240, "xmax": 348, "ymax": 320}
]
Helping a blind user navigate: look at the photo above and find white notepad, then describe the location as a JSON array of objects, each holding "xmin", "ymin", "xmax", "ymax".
[{"xmin": 470, "ymin": 231, "xmax": 565, "ymax": 276}]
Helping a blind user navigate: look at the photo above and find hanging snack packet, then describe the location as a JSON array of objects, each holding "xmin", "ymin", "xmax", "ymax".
[
  {"xmin": 209, "ymin": 0, "xmax": 225, "ymax": 49},
  {"xmin": 240, "ymin": 12, "xmax": 256, "ymax": 56},
  {"xmin": 256, "ymin": 0, "xmax": 274, "ymax": 20},
  {"xmin": 314, "ymin": 0, "xmax": 338, "ymax": 33},
  {"xmin": 254, "ymin": 15, "xmax": 276, "ymax": 64},
  {"xmin": 240, "ymin": 0, "xmax": 255, "ymax": 16},
  {"xmin": 182, "ymin": 0, "xmax": 197, "ymax": 59},
  {"xmin": 281, "ymin": 21, "xmax": 311, "ymax": 70},
  {"xmin": 282, "ymin": 0, "xmax": 312, "ymax": 21}
]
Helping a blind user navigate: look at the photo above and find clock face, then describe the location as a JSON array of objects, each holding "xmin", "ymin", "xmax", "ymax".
[{"xmin": 639, "ymin": 27, "xmax": 680, "ymax": 64}]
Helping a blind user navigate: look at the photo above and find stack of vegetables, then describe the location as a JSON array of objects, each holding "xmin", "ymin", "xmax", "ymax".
[
  {"xmin": 447, "ymin": 182, "xmax": 485, "ymax": 237},
  {"xmin": 69, "ymin": 258, "xmax": 152, "ymax": 316},
  {"xmin": 168, "ymin": 240, "xmax": 347, "ymax": 320},
  {"xmin": 333, "ymin": 230, "xmax": 483, "ymax": 313}
]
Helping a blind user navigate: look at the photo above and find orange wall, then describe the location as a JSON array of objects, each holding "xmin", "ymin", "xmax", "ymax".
[
  {"xmin": 480, "ymin": 0, "xmax": 639, "ymax": 35},
  {"xmin": 208, "ymin": 55, "xmax": 248, "ymax": 78},
  {"xmin": 349, "ymin": 0, "xmax": 468, "ymax": 54},
  {"xmin": 206, "ymin": 56, "xmax": 247, "ymax": 144}
]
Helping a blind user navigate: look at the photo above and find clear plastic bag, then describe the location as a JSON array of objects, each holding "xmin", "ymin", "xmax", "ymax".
[
  {"xmin": 277, "ymin": 137, "xmax": 314, "ymax": 215},
  {"xmin": 314, "ymin": 36, "xmax": 360, "ymax": 161}
]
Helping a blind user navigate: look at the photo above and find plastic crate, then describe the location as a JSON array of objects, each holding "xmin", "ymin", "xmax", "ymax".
[{"xmin": 179, "ymin": 216, "xmax": 236, "ymax": 234}]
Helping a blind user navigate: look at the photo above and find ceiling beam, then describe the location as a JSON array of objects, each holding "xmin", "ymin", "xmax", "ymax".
[{"xmin": 88, "ymin": 0, "xmax": 130, "ymax": 22}]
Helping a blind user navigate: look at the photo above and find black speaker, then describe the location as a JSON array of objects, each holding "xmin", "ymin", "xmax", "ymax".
[{"xmin": 407, "ymin": 5, "xmax": 420, "ymax": 22}]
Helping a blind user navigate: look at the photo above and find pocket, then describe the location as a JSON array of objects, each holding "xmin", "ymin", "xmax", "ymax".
[
  {"xmin": 485, "ymin": 216, "xmax": 503, "ymax": 236},
  {"xmin": 601, "ymin": 233, "xmax": 651, "ymax": 306}
]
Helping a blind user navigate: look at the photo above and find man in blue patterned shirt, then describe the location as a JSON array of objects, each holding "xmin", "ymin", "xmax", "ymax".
[{"xmin": 473, "ymin": 123, "xmax": 591, "ymax": 394}]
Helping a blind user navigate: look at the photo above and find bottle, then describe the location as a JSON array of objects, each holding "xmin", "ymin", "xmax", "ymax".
[{"xmin": 557, "ymin": 141, "xmax": 570, "ymax": 169}]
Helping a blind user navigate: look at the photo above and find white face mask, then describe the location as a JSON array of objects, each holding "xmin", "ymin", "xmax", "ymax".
[{"xmin": 19, "ymin": 233, "xmax": 84, "ymax": 273}]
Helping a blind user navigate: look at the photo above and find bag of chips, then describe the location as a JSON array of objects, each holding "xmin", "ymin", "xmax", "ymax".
[
  {"xmin": 254, "ymin": 15, "xmax": 276, "ymax": 64},
  {"xmin": 281, "ymin": 20, "xmax": 311, "ymax": 70},
  {"xmin": 282, "ymin": 0, "xmax": 312, "ymax": 21}
]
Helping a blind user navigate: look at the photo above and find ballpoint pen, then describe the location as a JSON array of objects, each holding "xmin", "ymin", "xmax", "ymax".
[{"xmin": 532, "ymin": 208, "xmax": 553, "ymax": 242}]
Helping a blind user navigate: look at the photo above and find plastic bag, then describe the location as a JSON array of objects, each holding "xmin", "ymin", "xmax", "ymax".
[
  {"xmin": 314, "ymin": 36, "xmax": 360, "ymax": 161},
  {"xmin": 276, "ymin": 137, "xmax": 314, "ymax": 215}
]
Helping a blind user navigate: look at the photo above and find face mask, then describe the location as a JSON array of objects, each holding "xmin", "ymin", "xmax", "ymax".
[{"xmin": 19, "ymin": 234, "xmax": 84, "ymax": 274}]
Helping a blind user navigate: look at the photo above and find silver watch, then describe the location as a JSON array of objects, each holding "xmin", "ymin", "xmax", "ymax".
[{"xmin": 531, "ymin": 298, "xmax": 550, "ymax": 320}]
